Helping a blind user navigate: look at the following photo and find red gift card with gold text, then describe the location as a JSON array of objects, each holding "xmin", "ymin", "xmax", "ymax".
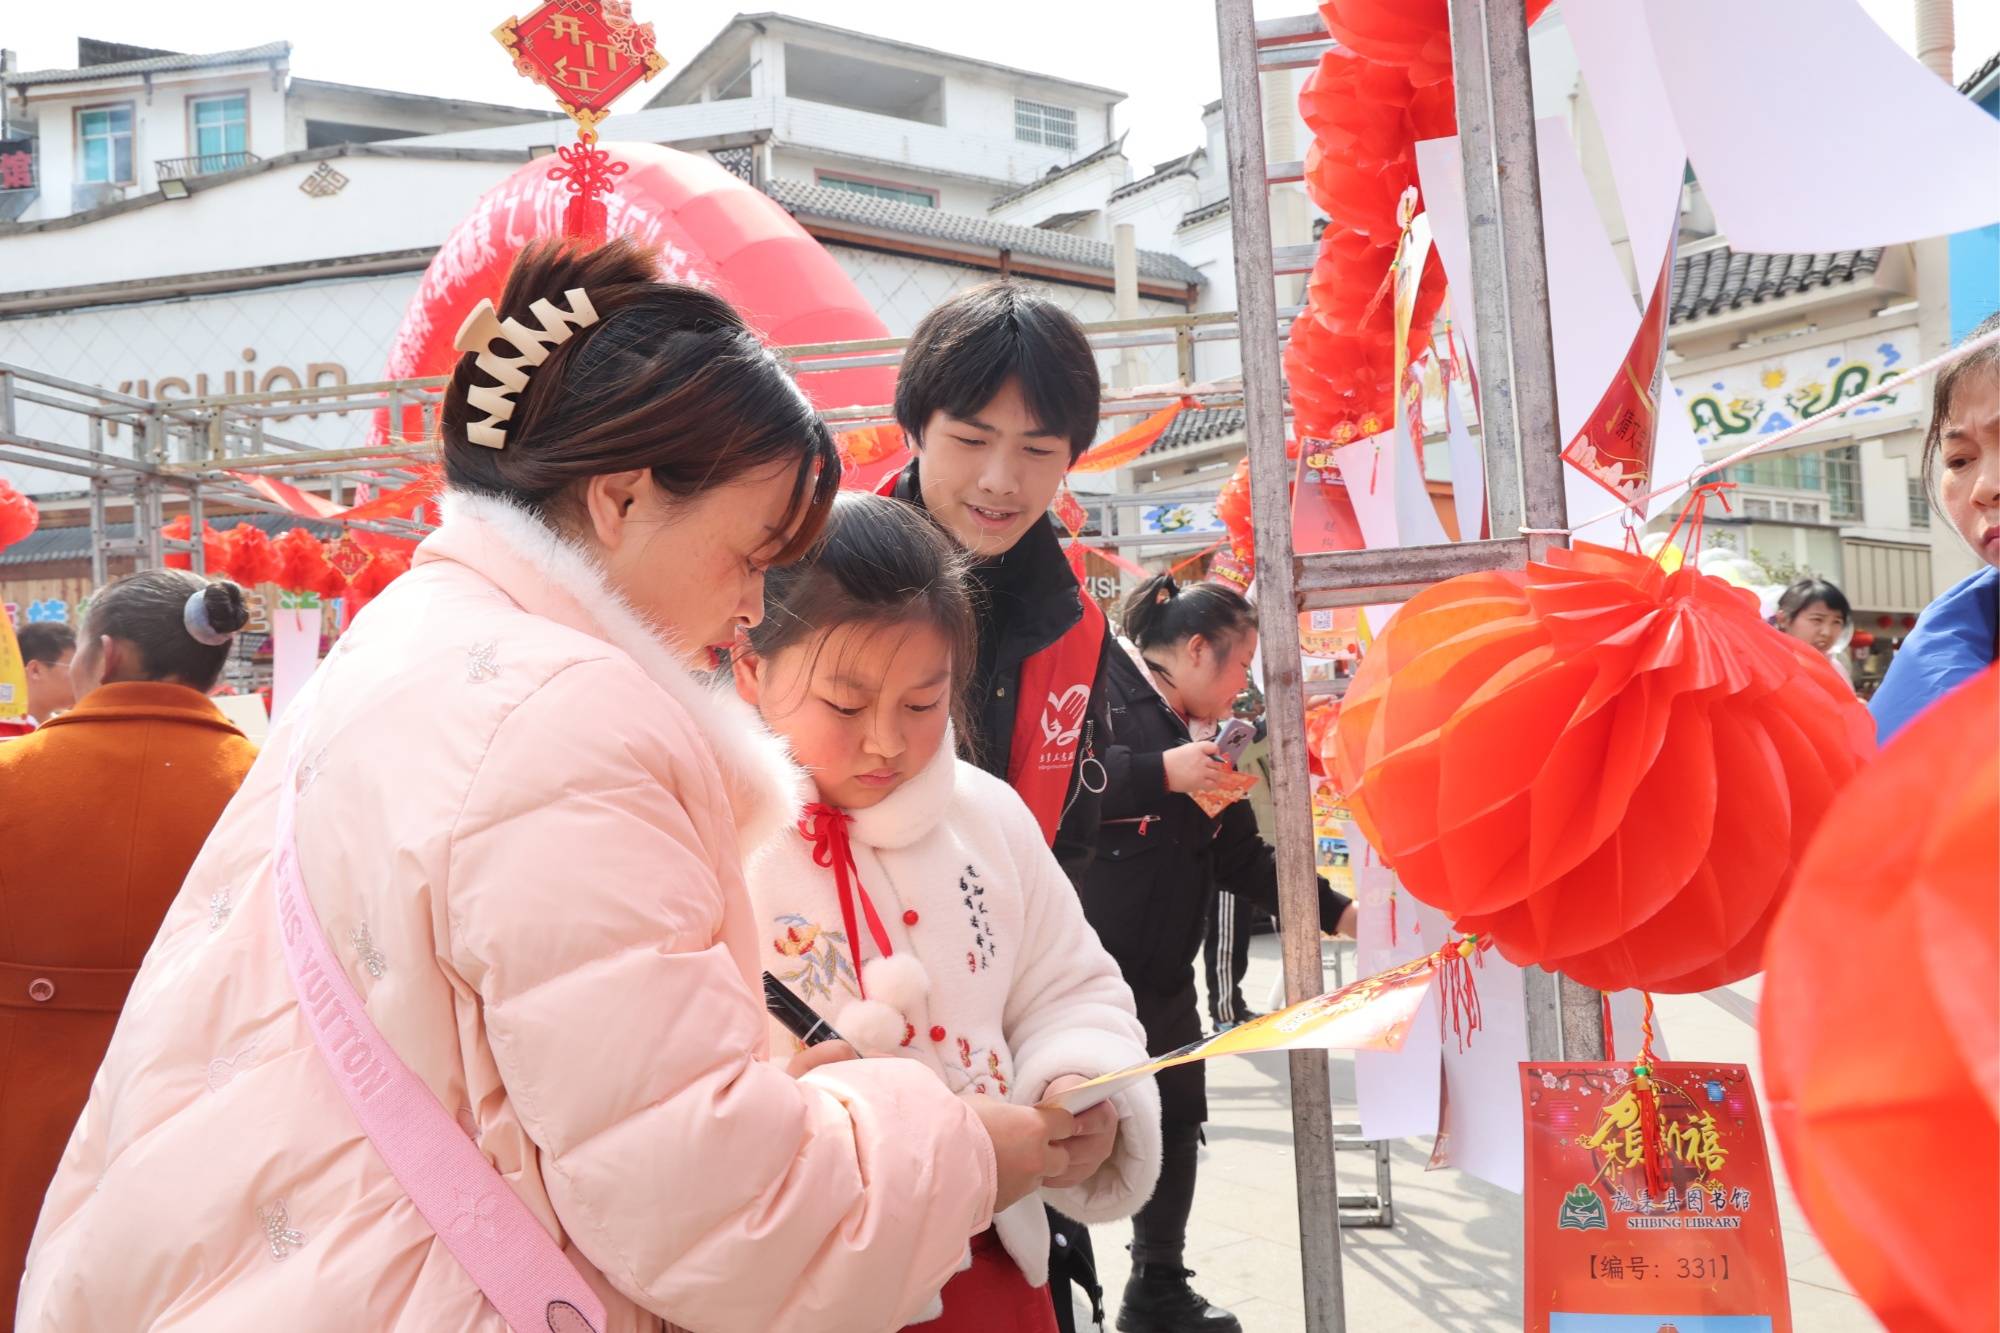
[{"xmin": 1522, "ymin": 1062, "xmax": 1791, "ymax": 1333}]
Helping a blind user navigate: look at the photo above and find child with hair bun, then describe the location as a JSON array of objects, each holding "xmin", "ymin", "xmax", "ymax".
[{"xmin": 734, "ymin": 492, "xmax": 1162, "ymax": 1332}]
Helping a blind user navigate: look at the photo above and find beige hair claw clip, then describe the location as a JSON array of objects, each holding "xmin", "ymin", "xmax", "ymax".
[{"xmin": 452, "ymin": 288, "xmax": 601, "ymax": 448}]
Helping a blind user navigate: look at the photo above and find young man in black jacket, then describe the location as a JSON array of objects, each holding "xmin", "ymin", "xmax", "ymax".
[
  {"xmin": 884, "ymin": 282, "xmax": 1117, "ymax": 1331},
  {"xmin": 883, "ymin": 282, "xmax": 1115, "ymax": 889}
]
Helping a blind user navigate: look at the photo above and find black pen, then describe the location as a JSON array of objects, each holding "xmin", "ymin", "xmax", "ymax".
[{"xmin": 763, "ymin": 972, "xmax": 846, "ymax": 1048}]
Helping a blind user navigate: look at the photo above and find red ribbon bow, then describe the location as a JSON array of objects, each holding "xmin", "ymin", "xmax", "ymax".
[{"xmin": 799, "ymin": 803, "xmax": 893, "ymax": 998}]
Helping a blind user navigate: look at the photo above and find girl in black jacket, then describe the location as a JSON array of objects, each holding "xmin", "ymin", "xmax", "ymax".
[{"xmin": 1082, "ymin": 574, "xmax": 1354, "ymax": 1333}]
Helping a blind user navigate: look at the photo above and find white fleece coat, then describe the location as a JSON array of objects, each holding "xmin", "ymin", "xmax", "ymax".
[{"xmin": 747, "ymin": 734, "xmax": 1162, "ymax": 1292}]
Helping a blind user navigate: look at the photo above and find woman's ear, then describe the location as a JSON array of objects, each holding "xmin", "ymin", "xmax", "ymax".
[
  {"xmin": 730, "ymin": 642, "xmax": 764, "ymax": 707},
  {"xmin": 1183, "ymin": 633, "xmax": 1211, "ymax": 668},
  {"xmin": 580, "ymin": 470, "xmax": 654, "ymax": 550}
]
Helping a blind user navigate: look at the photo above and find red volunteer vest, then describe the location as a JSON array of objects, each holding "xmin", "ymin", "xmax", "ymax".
[{"xmin": 878, "ymin": 469, "xmax": 1105, "ymax": 845}]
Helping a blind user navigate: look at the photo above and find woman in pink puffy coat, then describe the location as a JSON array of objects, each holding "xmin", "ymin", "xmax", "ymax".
[{"xmin": 16, "ymin": 239, "xmax": 1074, "ymax": 1333}]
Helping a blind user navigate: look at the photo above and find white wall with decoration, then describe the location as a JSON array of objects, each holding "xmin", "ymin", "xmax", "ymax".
[{"xmin": 0, "ymin": 272, "xmax": 421, "ymax": 494}]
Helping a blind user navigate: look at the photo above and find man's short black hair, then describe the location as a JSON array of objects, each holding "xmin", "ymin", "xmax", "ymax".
[
  {"xmin": 894, "ymin": 282, "xmax": 1101, "ymax": 461},
  {"xmin": 16, "ymin": 620, "xmax": 76, "ymax": 667}
]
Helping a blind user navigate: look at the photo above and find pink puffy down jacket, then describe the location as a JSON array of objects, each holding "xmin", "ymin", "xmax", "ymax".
[{"xmin": 17, "ymin": 492, "xmax": 997, "ymax": 1332}]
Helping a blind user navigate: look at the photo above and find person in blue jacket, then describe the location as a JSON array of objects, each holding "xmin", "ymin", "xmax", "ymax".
[{"xmin": 1873, "ymin": 311, "xmax": 2000, "ymax": 741}]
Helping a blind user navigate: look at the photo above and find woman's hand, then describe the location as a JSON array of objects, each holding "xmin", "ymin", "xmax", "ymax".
[
  {"xmin": 1163, "ymin": 741, "xmax": 1227, "ymax": 794},
  {"xmin": 1039, "ymin": 1076, "xmax": 1121, "ymax": 1188},
  {"xmin": 969, "ymin": 1098, "xmax": 1074, "ymax": 1212}
]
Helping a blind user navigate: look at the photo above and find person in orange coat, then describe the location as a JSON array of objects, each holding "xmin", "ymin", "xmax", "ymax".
[{"xmin": 0, "ymin": 568, "xmax": 255, "ymax": 1323}]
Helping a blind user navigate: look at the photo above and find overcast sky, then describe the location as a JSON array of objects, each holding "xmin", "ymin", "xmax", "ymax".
[{"xmin": 5, "ymin": 1, "xmax": 1997, "ymax": 170}]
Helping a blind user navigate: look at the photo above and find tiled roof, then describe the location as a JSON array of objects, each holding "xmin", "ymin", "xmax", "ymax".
[
  {"xmin": 7, "ymin": 41, "xmax": 289, "ymax": 87},
  {"xmin": 1179, "ymin": 197, "xmax": 1231, "ymax": 230},
  {"xmin": 1668, "ymin": 246, "xmax": 1883, "ymax": 325},
  {"xmin": 1034, "ymin": 209, "xmax": 1096, "ymax": 231},
  {"xmin": 989, "ymin": 136, "xmax": 1128, "ymax": 212},
  {"xmin": 1960, "ymin": 48, "xmax": 2000, "ymax": 96},
  {"xmin": 1155, "ymin": 406, "xmax": 1244, "ymax": 450},
  {"xmin": 0, "ymin": 512, "xmax": 339, "ymax": 568},
  {"xmin": 1109, "ymin": 150, "xmax": 1203, "ymax": 203},
  {"xmin": 763, "ymin": 178, "xmax": 1204, "ymax": 285}
]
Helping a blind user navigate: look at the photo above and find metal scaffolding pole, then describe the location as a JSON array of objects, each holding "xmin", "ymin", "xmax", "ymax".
[
  {"xmin": 1445, "ymin": 0, "xmax": 1607, "ymax": 1063},
  {"xmin": 1214, "ymin": 3, "xmax": 1348, "ymax": 1329}
]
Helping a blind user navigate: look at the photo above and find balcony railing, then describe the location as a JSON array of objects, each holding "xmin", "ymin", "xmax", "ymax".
[{"xmin": 155, "ymin": 151, "xmax": 260, "ymax": 182}]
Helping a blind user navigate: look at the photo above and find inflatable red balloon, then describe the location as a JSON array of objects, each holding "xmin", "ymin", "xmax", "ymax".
[
  {"xmin": 1762, "ymin": 665, "xmax": 1998, "ymax": 1333},
  {"xmin": 1332, "ymin": 542, "xmax": 1875, "ymax": 993},
  {"xmin": 374, "ymin": 143, "xmax": 900, "ymax": 485}
]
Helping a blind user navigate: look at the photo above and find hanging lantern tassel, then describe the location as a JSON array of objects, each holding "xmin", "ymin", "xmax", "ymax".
[
  {"xmin": 1631, "ymin": 993, "xmax": 1669, "ymax": 1202},
  {"xmin": 1436, "ymin": 934, "xmax": 1489, "ymax": 1051},
  {"xmin": 549, "ymin": 130, "xmax": 629, "ymax": 242}
]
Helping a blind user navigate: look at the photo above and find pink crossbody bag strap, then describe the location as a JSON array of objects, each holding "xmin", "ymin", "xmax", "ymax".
[{"xmin": 273, "ymin": 747, "xmax": 607, "ymax": 1333}]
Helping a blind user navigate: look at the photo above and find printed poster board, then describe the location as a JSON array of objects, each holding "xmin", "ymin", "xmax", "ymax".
[{"xmin": 1523, "ymin": 1062, "xmax": 1791, "ymax": 1333}]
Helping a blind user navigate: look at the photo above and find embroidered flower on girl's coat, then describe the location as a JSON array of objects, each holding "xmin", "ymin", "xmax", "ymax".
[
  {"xmin": 769, "ymin": 914, "xmax": 858, "ymax": 1005},
  {"xmin": 987, "ymin": 1051, "xmax": 1010, "ymax": 1097},
  {"xmin": 957, "ymin": 1036, "xmax": 974, "ymax": 1069},
  {"xmin": 773, "ymin": 921, "xmax": 821, "ymax": 958}
]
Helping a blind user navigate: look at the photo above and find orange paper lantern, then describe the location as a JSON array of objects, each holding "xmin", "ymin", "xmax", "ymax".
[
  {"xmin": 0, "ymin": 478, "xmax": 38, "ymax": 550},
  {"xmin": 1331, "ymin": 543, "xmax": 1874, "ymax": 992},
  {"xmin": 1761, "ymin": 665, "xmax": 1998, "ymax": 1333}
]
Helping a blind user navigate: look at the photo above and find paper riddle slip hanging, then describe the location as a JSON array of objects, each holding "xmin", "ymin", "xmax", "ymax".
[{"xmin": 1331, "ymin": 537, "xmax": 1874, "ymax": 994}]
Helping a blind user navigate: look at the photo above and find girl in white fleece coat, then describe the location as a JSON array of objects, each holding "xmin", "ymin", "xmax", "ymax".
[{"xmin": 734, "ymin": 493, "xmax": 1161, "ymax": 1332}]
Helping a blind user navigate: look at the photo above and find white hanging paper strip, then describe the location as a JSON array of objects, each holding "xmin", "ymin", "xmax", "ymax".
[
  {"xmin": 1640, "ymin": 0, "xmax": 2000, "ymax": 252},
  {"xmin": 1565, "ymin": 0, "xmax": 1687, "ymax": 284},
  {"xmin": 1348, "ymin": 831, "xmax": 1443, "ymax": 1143},
  {"xmin": 1417, "ymin": 122, "xmax": 1702, "ymax": 545},
  {"xmin": 269, "ymin": 605, "xmax": 323, "ymax": 724}
]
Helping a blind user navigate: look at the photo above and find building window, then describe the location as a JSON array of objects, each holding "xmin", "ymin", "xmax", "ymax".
[
  {"xmin": 1824, "ymin": 444, "xmax": 1860, "ymax": 522},
  {"xmin": 1015, "ymin": 98, "xmax": 1077, "ymax": 151},
  {"xmin": 1909, "ymin": 476, "xmax": 1932, "ymax": 528},
  {"xmin": 78, "ymin": 104, "xmax": 134, "ymax": 184},
  {"xmin": 817, "ymin": 172, "xmax": 937, "ymax": 209},
  {"xmin": 1725, "ymin": 442, "xmax": 1860, "ymax": 522},
  {"xmin": 191, "ymin": 94, "xmax": 249, "ymax": 168}
]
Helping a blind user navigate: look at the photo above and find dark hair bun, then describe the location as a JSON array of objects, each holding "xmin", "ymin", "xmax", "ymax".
[{"xmin": 202, "ymin": 580, "xmax": 251, "ymax": 636}]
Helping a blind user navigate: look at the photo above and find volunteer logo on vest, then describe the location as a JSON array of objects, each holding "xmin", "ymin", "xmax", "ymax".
[{"xmin": 1038, "ymin": 684, "xmax": 1091, "ymax": 756}]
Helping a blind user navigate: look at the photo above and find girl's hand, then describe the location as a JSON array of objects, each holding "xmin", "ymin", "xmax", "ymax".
[
  {"xmin": 1163, "ymin": 741, "xmax": 1227, "ymax": 794},
  {"xmin": 970, "ymin": 1098, "xmax": 1074, "ymax": 1212},
  {"xmin": 1040, "ymin": 1076, "xmax": 1120, "ymax": 1188},
  {"xmin": 786, "ymin": 1040, "xmax": 858, "ymax": 1077}
]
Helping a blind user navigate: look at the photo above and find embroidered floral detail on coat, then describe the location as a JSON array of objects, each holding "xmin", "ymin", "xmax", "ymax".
[
  {"xmin": 465, "ymin": 639, "xmax": 499, "ymax": 683},
  {"xmin": 769, "ymin": 914, "xmax": 858, "ymax": 1004},
  {"xmin": 258, "ymin": 1200, "xmax": 307, "ymax": 1260},
  {"xmin": 351, "ymin": 922, "xmax": 387, "ymax": 979},
  {"xmin": 960, "ymin": 865, "xmax": 996, "ymax": 971},
  {"xmin": 207, "ymin": 889, "xmax": 232, "ymax": 931}
]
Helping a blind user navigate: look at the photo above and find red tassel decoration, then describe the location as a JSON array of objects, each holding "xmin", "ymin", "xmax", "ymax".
[
  {"xmin": 549, "ymin": 138, "xmax": 628, "ymax": 242},
  {"xmin": 1631, "ymin": 992, "xmax": 1668, "ymax": 1202},
  {"xmin": 1436, "ymin": 934, "xmax": 1489, "ymax": 1052}
]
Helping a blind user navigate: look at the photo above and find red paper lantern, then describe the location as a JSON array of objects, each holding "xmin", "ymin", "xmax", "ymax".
[
  {"xmin": 1762, "ymin": 665, "xmax": 1997, "ymax": 1333},
  {"xmin": 1332, "ymin": 543, "xmax": 1875, "ymax": 992},
  {"xmin": 220, "ymin": 523, "xmax": 280, "ymax": 586},
  {"xmin": 0, "ymin": 478, "xmax": 39, "ymax": 551},
  {"xmin": 1217, "ymin": 457, "xmax": 1256, "ymax": 563},
  {"xmin": 161, "ymin": 516, "xmax": 227, "ymax": 573},
  {"xmin": 272, "ymin": 527, "xmax": 336, "ymax": 596}
]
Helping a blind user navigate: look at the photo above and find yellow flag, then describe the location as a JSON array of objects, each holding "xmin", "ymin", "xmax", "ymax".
[{"xmin": 0, "ymin": 616, "xmax": 28, "ymax": 720}]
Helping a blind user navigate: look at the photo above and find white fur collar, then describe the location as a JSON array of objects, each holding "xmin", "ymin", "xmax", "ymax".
[
  {"xmin": 429, "ymin": 489, "xmax": 808, "ymax": 853},
  {"xmin": 843, "ymin": 724, "xmax": 959, "ymax": 852}
]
